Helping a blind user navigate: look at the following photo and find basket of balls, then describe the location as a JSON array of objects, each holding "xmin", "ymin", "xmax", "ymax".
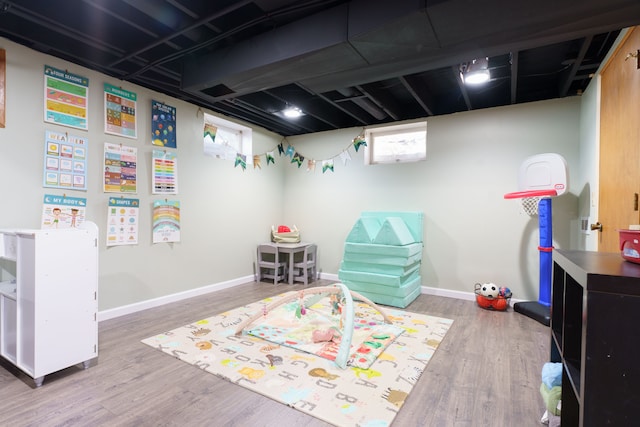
[{"xmin": 474, "ymin": 282, "xmax": 512, "ymax": 311}]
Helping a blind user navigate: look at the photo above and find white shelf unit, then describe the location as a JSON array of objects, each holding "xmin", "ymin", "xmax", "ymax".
[{"xmin": 0, "ymin": 222, "xmax": 98, "ymax": 387}]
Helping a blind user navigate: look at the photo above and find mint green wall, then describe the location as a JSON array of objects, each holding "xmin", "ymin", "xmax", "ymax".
[
  {"xmin": 284, "ymin": 99, "xmax": 580, "ymax": 300},
  {"xmin": 0, "ymin": 38, "xmax": 285, "ymax": 311},
  {"xmin": 1, "ymin": 36, "xmax": 587, "ymax": 308}
]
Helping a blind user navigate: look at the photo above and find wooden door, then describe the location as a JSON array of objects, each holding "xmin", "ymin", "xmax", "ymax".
[{"xmin": 599, "ymin": 27, "xmax": 640, "ymax": 252}]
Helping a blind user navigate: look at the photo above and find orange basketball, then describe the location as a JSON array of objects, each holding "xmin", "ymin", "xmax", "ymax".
[
  {"xmin": 476, "ymin": 294, "xmax": 492, "ymax": 309},
  {"xmin": 492, "ymin": 298, "xmax": 508, "ymax": 311}
]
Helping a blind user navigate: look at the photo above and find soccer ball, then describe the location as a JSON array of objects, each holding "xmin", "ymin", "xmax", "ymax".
[{"xmin": 480, "ymin": 283, "xmax": 499, "ymax": 298}]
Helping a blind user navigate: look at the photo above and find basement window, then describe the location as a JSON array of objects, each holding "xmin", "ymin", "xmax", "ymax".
[
  {"xmin": 203, "ymin": 112, "xmax": 252, "ymax": 161},
  {"xmin": 364, "ymin": 122, "xmax": 427, "ymax": 164}
]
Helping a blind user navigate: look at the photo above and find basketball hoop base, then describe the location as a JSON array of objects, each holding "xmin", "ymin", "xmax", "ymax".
[{"xmin": 513, "ymin": 301, "xmax": 550, "ymax": 326}]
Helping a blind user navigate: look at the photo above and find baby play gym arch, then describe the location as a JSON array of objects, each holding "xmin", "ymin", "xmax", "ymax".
[{"xmin": 234, "ymin": 283, "xmax": 393, "ymax": 369}]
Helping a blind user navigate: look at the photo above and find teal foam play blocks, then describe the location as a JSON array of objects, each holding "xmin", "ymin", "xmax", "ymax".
[
  {"xmin": 345, "ymin": 217, "xmax": 381, "ymax": 243},
  {"xmin": 372, "ymin": 217, "xmax": 415, "ymax": 246},
  {"xmin": 339, "ymin": 211, "xmax": 424, "ymax": 308},
  {"xmin": 343, "ymin": 242, "xmax": 422, "ymax": 258}
]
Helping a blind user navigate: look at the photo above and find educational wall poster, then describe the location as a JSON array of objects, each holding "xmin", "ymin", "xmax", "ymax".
[
  {"xmin": 152, "ymin": 149, "xmax": 178, "ymax": 194},
  {"xmin": 44, "ymin": 65, "xmax": 89, "ymax": 130},
  {"xmin": 41, "ymin": 194, "xmax": 86, "ymax": 229},
  {"xmin": 151, "ymin": 100, "xmax": 176, "ymax": 148},
  {"xmin": 43, "ymin": 130, "xmax": 88, "ymax": 191},
  {"xmin": 152, "ymin": 199, "xmax": 180, "ymax": 243},
  {"xmin": 104, "ymin": 142, "xmax": 137, "ymax": 193},
  {"xmin": 104, "ymin": 83, "xmax": 137, "ymax": 139},
  {"xmin": 106, "ymin": 197, "xmax": 139, "ymax": 246}
]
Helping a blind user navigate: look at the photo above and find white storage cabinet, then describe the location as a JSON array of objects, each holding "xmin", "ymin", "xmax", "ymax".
[{"xmin": 0, "ymin": 222, "xmax": 98, "ymax": 387}]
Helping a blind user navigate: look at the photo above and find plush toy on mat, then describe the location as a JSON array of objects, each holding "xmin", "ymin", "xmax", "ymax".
[{"xmin": 312, "ymin": 329, "xmax": 335, "ymax": 343}]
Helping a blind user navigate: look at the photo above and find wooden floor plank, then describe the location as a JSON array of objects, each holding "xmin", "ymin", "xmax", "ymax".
[{"xmin": 0, "ymin": 280, "xmax": 549, "ymax": 426}]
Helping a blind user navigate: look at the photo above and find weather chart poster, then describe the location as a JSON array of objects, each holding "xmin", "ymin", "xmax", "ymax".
[
  {"xmin": 152, "ymin": 199, "xmax": 180, "ymax": 243},
  {"xmin": 104, "ymin": 83, "xmax": 137, "ymax": 139},
  {"xmin": 43, "ymin": 65, "xmax": 89, "ymax": 130},
  {"xmin": 106, "ymin": 197, "xmax": 139, "ymax": 246},
  {"xmin": 43, "ymin": 130, "xmax": 88, "ymax": 191},
  {"xmin": 151, "ymin": 100, "xmax": 176, "ymax": 148},
  {"xmin": 41, "ymin": 194, "xmax": 87, "ymax": 229},
  {"xmin": 104, "ymin": 142, "xmax": 137, "ymax": 193}
]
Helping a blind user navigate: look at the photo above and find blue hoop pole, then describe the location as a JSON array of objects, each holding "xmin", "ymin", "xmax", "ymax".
[{"xmin": 538, "ymin": 198, "xmax": 552, "ymax": 306}]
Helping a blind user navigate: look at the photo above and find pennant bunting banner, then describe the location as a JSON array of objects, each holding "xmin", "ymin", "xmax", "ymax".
[{"xmin": 207, "ymin": 130, "xmax": 369, "ymax": 174}]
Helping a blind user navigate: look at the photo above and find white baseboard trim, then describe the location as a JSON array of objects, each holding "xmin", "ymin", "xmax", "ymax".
[
  {"xmin": 98, "ymin": 273, "xmax": 523, "ymax": 322},
  {"xmin": 323, "ymin": 272, "xmax": 481, "ymax": 302},
  {"xmin": 97, "ymin": 275, "xmax": 254, "ymax": 322}
]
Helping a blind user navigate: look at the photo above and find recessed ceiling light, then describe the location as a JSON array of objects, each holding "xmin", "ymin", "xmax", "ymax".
[
  {"xmin": 461, "ymin": 57, "xmax": 490, "ymax": 85},
  {"xmin": 464, "ymin": 69, "xmax": 490, "ymax": 84},
  {"xmin": 283, "ymin": 106, "xmax": 303, "ymax": 118}
]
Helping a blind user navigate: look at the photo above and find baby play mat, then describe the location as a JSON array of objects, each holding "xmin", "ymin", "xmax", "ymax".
[{"xmin": 142, "ymin": 287, "xmax": 453, "ymax": 427}]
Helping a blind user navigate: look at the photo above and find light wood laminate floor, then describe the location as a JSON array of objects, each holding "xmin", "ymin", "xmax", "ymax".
[{"xmin": 0, "ymin": 280, "xmax": 549, "ymax": 426}]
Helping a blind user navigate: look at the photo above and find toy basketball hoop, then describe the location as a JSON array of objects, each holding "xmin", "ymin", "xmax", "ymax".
[
  {"xmin": 504, "ymin": 153, "xmax": 568, "ymax": 199},
  {"xmin": 504, "ymin": 153, "xmax": 569, "ymax": 326}
]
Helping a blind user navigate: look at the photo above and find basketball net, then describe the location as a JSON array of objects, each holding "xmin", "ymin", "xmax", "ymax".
[{"xmin": 522, "ymin": 196, "xmax": 540, "ymax": 216}]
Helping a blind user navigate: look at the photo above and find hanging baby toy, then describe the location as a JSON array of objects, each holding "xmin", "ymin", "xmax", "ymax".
[{"xmin": 295, "ymin": 290, "xmax": 306, "ymax": 319}]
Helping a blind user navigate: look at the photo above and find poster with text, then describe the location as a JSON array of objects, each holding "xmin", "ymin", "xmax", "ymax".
[
  {"xmin": 43, "ymin": 130, "xmax": 88, "ymax": 190},
  {"xmin": 152, "ymin": 149, "xmax": 178, "ymax": 194},
  {"xmin": 106, "ymin": 197, "xmax": 139, "ymax": 246},
  {"xmin": 104, "ymin": 142, "xmax": 137, "ymax": 193},
  {"xmin": 41, "ymin": 194, "xmax": 86, "ymax": 229},
  {"xmin": 44, "ymin": 65, "xmax": 89, "ymax": 130},
  {"xmin": 151, "ymin": 100, "xmax": 176, "ymax": 148},
  {"xmin": 152, "ymin": 199, "xmax": 180, "ymax": 243},
  {"xmin": 104, "ymin": 83, "xmax": 137, "ymax": 139}
]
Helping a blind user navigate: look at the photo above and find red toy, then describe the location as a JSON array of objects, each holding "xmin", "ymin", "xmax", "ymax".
[{"xmin": 474, "ymin": 283, "xmax": 511, "ymax": 311}]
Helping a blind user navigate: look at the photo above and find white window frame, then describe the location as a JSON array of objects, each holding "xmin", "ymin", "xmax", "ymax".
[
  {"xmin": 203, "ymin": 112, "xmax": 252, "ymax": 161},
  {"xmin": 364, "ymin": 121, "xmax": 427, "ymax": 165}
]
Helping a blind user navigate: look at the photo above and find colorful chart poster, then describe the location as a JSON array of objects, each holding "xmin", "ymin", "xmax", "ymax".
[
  {"xmin": 152, "ymin": 149, "xmax": 178, "ymax": 194},
  {"xmin": 104, "ymin": 83, "xmax": 137, "ymax": 139},
  {"xmin": 151, "ymin": 100, "xmax": 176, "ymax": 148},
  {"xmin": 44, "ymin": 65, "xmax": 89, "ymax": 130},
  {"xmin": 152, "ymin": 200, "xmax": 180, "ymax": 243},
  {"xmin": 104, "ymin": 142, "xmax": 137, "ymax": 193},
  {"xmin": 43, "ymin": 130, "xmax": 88, "ymax": 190},
  {"xmin": 106, "ymin": 197, "xmax": 139, "ymax": 246},
  {"xmin": 41, "ymin": 194, "xmax": 87, "ymax": 229}
]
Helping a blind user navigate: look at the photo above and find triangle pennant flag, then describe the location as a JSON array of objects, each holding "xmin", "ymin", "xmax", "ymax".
[
  {"xmin": 234, "ymin": 153, "xmax": 246, "ymax": 170},
  {"xmin": 292, "ymin": 152, "xmax": 304, "ymax": 168},
  {"xmin": 340, "ymin": 150, "xmax": 351, "ymax": 166},
  {"xmin": 322, "ymin": 159, "xmax": 334, "ymax": 173},
  {"xmin": 307, "ymin": 159, "xmax": 316, "ymax": 172},
  {"xmin": 353, "ymin": 134, "xmax": 367, "ymax": 152},
  {"xmin": 266, "ymin": 151, "xmax": 275, "ymax": 165}
]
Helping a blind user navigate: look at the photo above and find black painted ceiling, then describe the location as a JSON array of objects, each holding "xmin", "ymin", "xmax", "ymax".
[{"xmin": 1, "ymin": 0, "xmax": 639, "ymax": 137}]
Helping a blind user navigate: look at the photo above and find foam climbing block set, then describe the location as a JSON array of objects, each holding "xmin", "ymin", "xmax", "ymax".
[{"xmin": 338, "ymin": 211, "xmax": 424, "ymax": 308}]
